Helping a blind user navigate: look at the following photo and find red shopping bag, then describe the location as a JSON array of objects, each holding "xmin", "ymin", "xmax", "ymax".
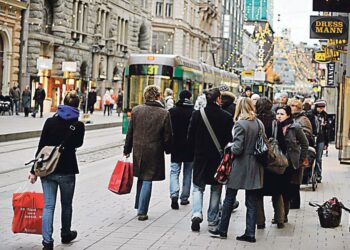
[
  {"xmin": 108, "ymin": 159, "xmax": 133, "ymax": 194},
  {"xmin": 12, "ymin": 192, "xmax": 44, "ymax": 234}
]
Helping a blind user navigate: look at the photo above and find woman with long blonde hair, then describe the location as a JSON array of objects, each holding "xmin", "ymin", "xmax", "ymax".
[{"xmin": 209, "ymin": 97, "xmax": 263, "ymax": 243}]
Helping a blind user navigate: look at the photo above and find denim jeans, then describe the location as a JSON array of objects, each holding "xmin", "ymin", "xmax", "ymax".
[
  {"xmin": 315, "ymin": 142, "xmax": 325, "ymax": 177},
  {"xmin": 134, "ymin": 179, "xmax": 152, "ymax": 215},
  {"xmin": 218, "ymin": 188, "xmax": 258, "ymax": 237},
  {"xmin": 192, "ymin": 184, "xmax": 222, "ymax": 224},
  {"xmin": 169, "ymin": 162, "xmax": 193, "ymax": 202},
  {"xmin": 13, "ymin": 100, "xmax": 19, "ymax": 114},
  {"xmin": 41, "ymin": 174, "xmax": 76, "ymax": 244}
]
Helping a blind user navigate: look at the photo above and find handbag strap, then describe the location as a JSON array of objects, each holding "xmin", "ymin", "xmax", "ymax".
[
  {"xmin": 272, "ymin": 120, "xmax": 278, "ymax": 139},
  {"xmin": 200, "ymin": 108, "xmax": 223, "ymax": 156}
]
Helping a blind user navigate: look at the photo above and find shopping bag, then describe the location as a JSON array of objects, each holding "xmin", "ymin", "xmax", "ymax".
[
  {"xmin": 12, "ymin": 192, "xmax": 44, "ymax": 234},
  {"xmin": 108, "ymin": 159, "xmax": 133, "ymax": 194}
]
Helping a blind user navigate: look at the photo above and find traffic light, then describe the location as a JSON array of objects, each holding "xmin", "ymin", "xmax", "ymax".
[{"xmin": 313, "ymin": 0, "xmax": 350, "ymax": 13}]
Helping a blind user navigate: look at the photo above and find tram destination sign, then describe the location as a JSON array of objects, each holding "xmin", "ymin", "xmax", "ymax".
[
  {"xmin": 310, "ymin": 16, "xmax": 349, "ymax": 39},
  {"xmin": 129, "ymin": 64, "xmax": 173, "ymax": 77}
]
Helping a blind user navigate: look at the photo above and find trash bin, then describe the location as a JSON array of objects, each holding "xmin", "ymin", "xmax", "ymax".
[{"xmin": 43, "ymin": 98, "xmax": 52, "ymax": 114}]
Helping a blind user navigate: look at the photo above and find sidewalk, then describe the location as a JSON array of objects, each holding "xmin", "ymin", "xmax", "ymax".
[
  {"xmin": 0, "ymin": 110, "xmax": 122, "ymax": 142},
  {"xmin": 1, "ymin": 145, "xmax": 349, "ymax": 249}
]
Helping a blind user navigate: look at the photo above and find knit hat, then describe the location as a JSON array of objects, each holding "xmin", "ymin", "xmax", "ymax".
[
  {"xmin": 179, "ymin": 90, "xmax": 192, "ymax": 100},
  {"xmin": 218, "ymin": 84, "xmax": 230, "ymax": 92},
  {"xmin": 314, "ymin": 99, "xmax": 326, "ymax": 107},
  {"xmin": 280, "ymin": 92, "xmax": 288, "ymax": 98}
]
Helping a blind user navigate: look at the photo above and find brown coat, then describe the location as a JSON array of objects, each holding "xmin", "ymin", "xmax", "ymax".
[{"xmin": 123, "ymin": 101, "xmax": 173, "ymax": 181}]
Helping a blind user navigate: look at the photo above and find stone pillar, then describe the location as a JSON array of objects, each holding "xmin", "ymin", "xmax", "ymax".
[{"xmin": 73, "ymin": 0, "xmax": 78, "ymax": 30}]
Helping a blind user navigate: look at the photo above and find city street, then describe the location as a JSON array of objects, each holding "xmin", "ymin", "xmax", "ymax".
[{"xmin": 0, "ymin": 128, "xmax": 349, "ymax": 250}]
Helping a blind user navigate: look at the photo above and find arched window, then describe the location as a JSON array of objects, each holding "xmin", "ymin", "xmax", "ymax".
[
  {"xmin": 138, "ymin": 23, "xmax": 148, "ymax": 50},
  {"xmin": 43, "ymin": 0, "xmax": 54, "ymax": 34}
]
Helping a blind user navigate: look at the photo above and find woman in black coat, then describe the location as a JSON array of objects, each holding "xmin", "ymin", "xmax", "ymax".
[
  {"xmin": 255, "ymin": 97, "xmax": 286, "ymax": 229},
  {"xmin": 29, "ymin": 91, "xmax": 85, "ymax": 250}
]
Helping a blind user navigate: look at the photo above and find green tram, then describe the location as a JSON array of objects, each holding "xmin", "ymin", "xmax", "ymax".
[{"xmin": 122, "ymin": 54, "xmax": 240, "ymax": 133}]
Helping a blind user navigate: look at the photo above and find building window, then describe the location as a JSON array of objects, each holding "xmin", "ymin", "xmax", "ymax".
[
  {"xmin": 152, "ymin": 32, "xmax": 173, "ymax": 54},
  {"xmin": 43, "ymin": 0, "xmax": 54, "ymax": 34},
  {"xmin": 165, "ymin": 0, "xmax": 173, "ymax": 17},
  {"xmin": 116, "ymin": 17, "xmax": 129, "ymax": 52},
  {"xmin": 156, "ymin": 1, "xmax": 163, "ymax": 16}
]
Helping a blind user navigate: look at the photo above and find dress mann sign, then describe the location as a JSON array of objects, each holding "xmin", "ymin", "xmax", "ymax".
[{"xmin": 310, "ymin": 16, "xmax": 349, "ymax": 39}]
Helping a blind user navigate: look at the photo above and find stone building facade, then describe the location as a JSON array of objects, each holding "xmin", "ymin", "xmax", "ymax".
[
  {"xmin": 150, "ymin": 0, "xmax": 222, "ymax": 66},
  {"xmin": 23, "ymin": 0, "xmax": 152, "ymax": 110},
  {"xmin": 0, "ymin": 0, "xmax": 27, "ymax": 95}
]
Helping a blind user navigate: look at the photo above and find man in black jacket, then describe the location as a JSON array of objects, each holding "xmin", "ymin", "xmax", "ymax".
[
  {"xmin": 88, "ymin": 88, "xmax": 97, "ymax": 114},
  {"xmin": 169, "ymin": 90, "xmax": 194, "ymax": 209},
  {"xmin": 314, "ymin": 100, "xmax": 329, "ymax": 183},
  {"xmin": 31, "ymin": 83, "xmax": 46, "ymax": 118},
  {"xmin": 188, "ymin": 88, "xmax": 233, "ymax": 232}
]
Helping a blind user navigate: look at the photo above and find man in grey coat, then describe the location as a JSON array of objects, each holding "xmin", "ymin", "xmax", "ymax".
[{"xmin": 124, "ymin": 85, "xmax": 173, "ymax": 221}]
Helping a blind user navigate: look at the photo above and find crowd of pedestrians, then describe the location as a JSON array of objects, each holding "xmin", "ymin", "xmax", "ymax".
[{"xmin": 26, "ymin": 84, "xmax": 330, "ymax": 249}]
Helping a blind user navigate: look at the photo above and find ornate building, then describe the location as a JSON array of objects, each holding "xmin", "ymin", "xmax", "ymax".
[
  {"xmin": 23, "ymin": 0, "xmax": 152, "ymax": 110},
  {"xmin": 0, "ymin": 0, "xmax": 27, "ymax": 95},
  {"xmin": 150, "ymin": 0, "xmax": 222, "ymax": 66}
]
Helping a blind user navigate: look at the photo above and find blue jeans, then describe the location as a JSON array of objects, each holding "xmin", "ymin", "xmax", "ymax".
[
  {"xmin": 192, "ymin": 184, "xmax": 222, "ymax": 224},
  {"xmin": 315, "ymin": 142, "xmax": 325, "ymax": 177},
  {"xmin": 134, "ymin": 179, "xmax": 152, "ymax": 215},
  {"xmin": 170, "ymin": 162, "xmax": 193, "ymax": 202},
  {"xmin": 41, "ymin": 174, "xmax": 76, "ymax": 244},
  {"xmin": 218, "ymin": 188, "xmax": 258, "ymax": 237}
]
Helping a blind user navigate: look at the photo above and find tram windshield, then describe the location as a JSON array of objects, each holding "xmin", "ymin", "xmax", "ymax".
[{"xmin": 128, "ymin": 64, "xmax": 174, "ymax": 108}]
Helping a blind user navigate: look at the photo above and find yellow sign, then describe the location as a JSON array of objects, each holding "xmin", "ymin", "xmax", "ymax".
[
  {"xmin": 241, "ymin": 71, "xmax": 254, "ymax": 77},
  {"xmin": 322, "ymin": 46, "xmax": 341, "ymax": 61},
  {"xmin": 314, "ymin": 51, "xmax": 328, "ymax": 63},
  {"xmin": 328, "ymin": 39, "xmax": 347, "ymax": 46}
]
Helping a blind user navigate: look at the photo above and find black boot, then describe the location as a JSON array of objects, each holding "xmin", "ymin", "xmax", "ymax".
[
  {"xmin": 61, "ymin": 230, "xmax": 77, "ymax": 244},
  {"xmin": 42, "ymin": 240, "xmax": 53, "ymax": 250},
  {"xmin": 171, "ymin": 197, "xmax": 179, "ymax": 209}
]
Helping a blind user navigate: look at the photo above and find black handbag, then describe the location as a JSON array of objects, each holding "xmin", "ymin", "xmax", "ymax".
[{"xmin": 309, "ymin": 197, "xmax": 350, "ymax": 228}]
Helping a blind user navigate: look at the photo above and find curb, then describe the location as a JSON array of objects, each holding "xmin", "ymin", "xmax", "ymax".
[{"xmin": 0, "ymin": 122, "xmax": 122, "ymax": 143}]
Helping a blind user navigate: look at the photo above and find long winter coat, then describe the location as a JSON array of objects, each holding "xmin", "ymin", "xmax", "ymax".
[
  {"xmin": 22, "ymin": 90, "xmax": 31, "ymax": 108},
  {"xmin": 169, "ymin": 99, "xmax": 194, "ymax": 163},
  {"xmin": 124, "ymin": 101, "xmax": 173, "ymax": 181},
  {"xmin": 277, "ymin": 122, "xmax": 309, "ymax": 185},
  {"xmin": 188, "ymin": 103, "xmax": 233, "ymax": 187},
  {"xmin": 32, "ymin": 116, "xmax": 85, "ymax": 175},
  {"xmin": 227, "ymin": 119, "xmax": 264, "ymax": 190},
  {"xmin": 293, "ymin": 111, "xmax": 313, "ymax": 143}
]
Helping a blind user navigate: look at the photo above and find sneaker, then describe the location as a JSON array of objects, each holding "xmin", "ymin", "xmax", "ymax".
[
  {"xmin": 257, "ymin": 224, "xmax": 265, "ymax": 229},
  {"xmin": 31, "ymin": 113, "xmax": 35, "ymax": 118},
  {"xmin": 171, "ymin": 197, "xmax": 179, "ymax": 210},
  {"xmin": 277, "ymin": 223, "xmax": 285, "ymax": 229},
  {"xmin": 209, "ymin": 229, "xmax": 227, "ymax": 239},
  {"xmin": 138, "ymin": 215, "xmax": 148, "ymax": 221},
  {"xmin": 316, "ymin": 176, "xmax": 322, "ymax": 183},
  {"xmin": 61, "ymin": 230, "xmax": 77, "ymax": 244},
  {"xmin": 191, "ymin": 217, "xmax": 201, "ymax": 232},
  {"xmin": 236, "ymin": 234, "xmax": 256, "ymax": 243},
  {"xmin": 42, "ymin": 240, "xmax": 53, "ymax": 250},
  {"xmin": 180, "ymin": 200, "xmax": 190, "ymax": 205}
]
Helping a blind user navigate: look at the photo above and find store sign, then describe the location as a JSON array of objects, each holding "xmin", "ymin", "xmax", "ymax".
[
  {"xmin": 314, "ymin": 50, "xmax": 330, "ymax": 63},
  {"xmin": 254, "ymin": 71, "xmax": 265, "ymax": 82},
  {"xmin": 37, "ymin": 58, "xmax": 53, "ymax": 70},
  {"xmin": 322, "ymin": 46, "xmax": 341, "ymax": 61},
  {"xmin": 310, "ymin": 16, "xmax": 349, "ymax": 39},
  {"xmin": 241, "ymin": 71, "xmax": 254, "ymax": 81},
  {"xmin": 327, "ymin": 39, "xmax": 348, "ymax": 52},
  {"xmin": 327, "ymin": 62, "xmax": 335, "ymax": 86},
  {"xmin": 62, "ymin": 61, "xmax": 77, "ymax": 72},
  {"xmin": 313, "ymin": 0, "xmax": 350, "ymax": 13}
]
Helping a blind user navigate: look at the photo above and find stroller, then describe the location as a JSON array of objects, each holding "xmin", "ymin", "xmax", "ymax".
[
  {"xmin": 0, "ymin": 95, "xmax": 13, "ymax": 116},
  {"xmin": 302, "ymin": 146, "xmax": 317, "ymax": 191}
]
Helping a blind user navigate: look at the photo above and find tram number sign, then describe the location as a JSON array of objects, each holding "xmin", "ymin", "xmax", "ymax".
[{"xmin": 145, "ymin": 65, "xmax": 159, "ymax": 75}]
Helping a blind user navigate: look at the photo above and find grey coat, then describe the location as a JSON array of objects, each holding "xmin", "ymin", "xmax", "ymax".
[
  {"xmin": 227, "ymin": 119, "xmax": 264, "ymax": 190},
  {"xmin": 123, "ymin": 101, "xmax": 173, "ymax": 181},
  {"xmin": 22, "ymin": 90, "xmax": 31, "ymax": 108}
]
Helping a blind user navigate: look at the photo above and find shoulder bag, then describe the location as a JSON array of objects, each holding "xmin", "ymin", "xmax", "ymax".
[
  {"xmin": 254, "ymin": 119, "xmax": 269, "ymax": 163},
  {"xmin": 266, "ymin": 120, "xmax": 289, "ymax": 175},
  {"xmin": 26, "ymin": 123, "xmax": 77, "ymax": 177}
]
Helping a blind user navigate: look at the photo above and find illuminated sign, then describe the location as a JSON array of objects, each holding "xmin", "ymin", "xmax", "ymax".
[{"xmin": 310, "ymin": 16, "xmax": 349, "ymax": 39}]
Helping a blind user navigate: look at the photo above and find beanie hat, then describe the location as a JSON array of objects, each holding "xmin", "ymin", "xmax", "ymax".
[
  {"xmin": 218, "ymin": 84, "xmax": 230, "ymax": 92},
  {"xmin": 179, "ymin": 90, "xmax": 192, "ymax": 100},
  {"xmin": 314, "ymin": 99, "xmax": 326, "ymax": 107}
]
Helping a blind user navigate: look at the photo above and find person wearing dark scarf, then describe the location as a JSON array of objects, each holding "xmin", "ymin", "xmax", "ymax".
[
  {"xmin": 255, "ymin": 97, "xmax": 286, "ymax": 229},
  {"xmin": 275, "ymin": 106, "xmax": 308, "ymax": 224},
  {"xmin": 29, "ymin": 90, "xmax": 85, "ymax": 250}
]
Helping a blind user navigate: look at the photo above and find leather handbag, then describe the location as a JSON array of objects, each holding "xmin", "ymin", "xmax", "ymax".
[
  {"xmin": 265, "ymin": 120, "xmax": 289, "ymax": 175},
  {"xmin": 26, "ymin": 124, "xmax": 77, "ymax": 177},
  {"xmin": 254, "ymin": 119, "xmax": 269, "ymax": 163}
]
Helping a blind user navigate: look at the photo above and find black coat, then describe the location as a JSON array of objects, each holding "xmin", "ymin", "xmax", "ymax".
[
  {"xmin": 188, "ymin": 103, "xmax": 233, "ymax": 187},
  {"xmin": 33, "ymin": 88, "xmax": 46, "ymax": 103},
  {"xmin": 169, "ymin": 99, "xmax": 194, "ymax": 162},
  {"xmin": 32, "ymin": 116, "xmax": 85, "ymax": 175},
  {"xmin": 88, "ymin": 91, "xmax": 97, "ymax": 106}
]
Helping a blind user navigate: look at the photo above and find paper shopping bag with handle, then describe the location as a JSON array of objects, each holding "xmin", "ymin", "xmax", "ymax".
[
  {"xmin": 12, "ymin": 192, "xmax": 44, "ymax": 234},
  {"xmin": 108, "ymin": 158, "xmax": 133, "ymax": 194}
]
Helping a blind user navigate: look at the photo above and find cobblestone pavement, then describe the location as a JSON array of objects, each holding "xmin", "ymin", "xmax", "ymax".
[{"xmin": 0, "ymin": 143, "xmax": 349, "ymax": 250}]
